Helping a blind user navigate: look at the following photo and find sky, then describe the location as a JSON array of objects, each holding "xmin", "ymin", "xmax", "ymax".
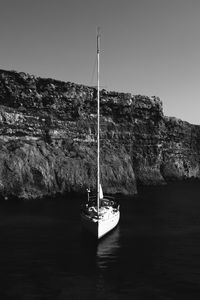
[{"xmin": 0, "ymin": 0, "xmax": 200, "ymax": 124}]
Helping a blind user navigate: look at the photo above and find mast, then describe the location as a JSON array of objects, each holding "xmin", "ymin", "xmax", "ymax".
[{"xmin": 97, "ymin": 27, "xmax": 100, "ymax": 216}]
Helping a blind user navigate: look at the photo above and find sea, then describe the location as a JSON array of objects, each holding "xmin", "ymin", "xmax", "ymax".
[{"xmin": 0, "ymin": 181, "xmax": 200, "ymax": 300}]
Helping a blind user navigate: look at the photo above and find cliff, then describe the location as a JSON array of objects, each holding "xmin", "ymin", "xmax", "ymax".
[{"xmin": 0, "ymin": 69, "xmax": 200, "ymax": 200}]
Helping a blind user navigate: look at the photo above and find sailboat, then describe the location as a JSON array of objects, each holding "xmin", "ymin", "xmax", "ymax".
[{"xmin": 80, "ymin": 29, "xmax": 120, "ymax": 239}]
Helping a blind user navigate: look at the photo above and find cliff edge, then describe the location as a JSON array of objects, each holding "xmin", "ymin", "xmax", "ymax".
[{"xmin": 0, "ymin": 69, "xmax": 199, "ymax": 199}]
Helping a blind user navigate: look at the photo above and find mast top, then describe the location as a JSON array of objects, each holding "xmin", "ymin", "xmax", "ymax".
[{"xmin": 97, "ymin": 27, "xmax": 100, "ymax": 54}]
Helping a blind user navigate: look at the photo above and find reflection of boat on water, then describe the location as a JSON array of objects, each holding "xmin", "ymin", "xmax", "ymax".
[
  {"xmin": 97, "ymin": 227, "xmax": 120, "ymax": 268},
  {"xmin": 79, "ymin": 226, "xmax": 120, "ymax": 271}
]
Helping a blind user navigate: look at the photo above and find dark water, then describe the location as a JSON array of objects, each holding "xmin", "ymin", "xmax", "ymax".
[{"xmin": 1, "ymin": 182, "xmax": 200, "ymax": 299}]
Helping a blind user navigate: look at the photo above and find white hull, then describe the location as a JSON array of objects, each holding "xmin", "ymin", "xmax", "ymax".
[
  {"xmin": 81, "ymin": 210, "xmax": 120, "ymax": 239},
  {"xmin": 81, "ymin": 31, "xmax": 120, "ymax": 240}
]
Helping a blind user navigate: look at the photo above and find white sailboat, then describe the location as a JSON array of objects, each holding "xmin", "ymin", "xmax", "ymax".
[{"xmin": 80, "ymin": 29, "xmax": 120, "ymax": 239}]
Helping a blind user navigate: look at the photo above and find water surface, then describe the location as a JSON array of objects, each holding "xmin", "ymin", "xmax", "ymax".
[{"xmin": 0, "ymin": 182, "xmax": 200, "ymax": 299}]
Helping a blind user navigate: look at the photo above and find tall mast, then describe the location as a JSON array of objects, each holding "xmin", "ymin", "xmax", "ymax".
[{"xmin": 97, "ymin": 27, "xmax": 100, "ymax": 215}]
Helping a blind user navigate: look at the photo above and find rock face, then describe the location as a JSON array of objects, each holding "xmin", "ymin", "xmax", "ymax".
[{"xmin": 0, "ymin": 69, "xmax": 200, "ymax": 199}]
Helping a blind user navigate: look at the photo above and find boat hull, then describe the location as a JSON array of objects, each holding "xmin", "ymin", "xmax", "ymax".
[{"xmin": 81, "ymin": 211, "xmax": 120, "ymax": 239}]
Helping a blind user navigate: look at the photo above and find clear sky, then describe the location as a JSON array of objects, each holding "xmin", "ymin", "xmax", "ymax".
[{"xmin": 0, "ymin": 0, "xmax": 200, "ymax": 124}]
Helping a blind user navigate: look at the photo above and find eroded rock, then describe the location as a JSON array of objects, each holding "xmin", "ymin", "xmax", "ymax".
[{"xmin": 0, "ymin": 69, "xmax": 199, "ymax": 199}]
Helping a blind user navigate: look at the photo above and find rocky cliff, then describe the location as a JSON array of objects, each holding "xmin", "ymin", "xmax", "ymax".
[{"xmin": 0, "ymin": 69, "xmax": 199, "ymax": 199}]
